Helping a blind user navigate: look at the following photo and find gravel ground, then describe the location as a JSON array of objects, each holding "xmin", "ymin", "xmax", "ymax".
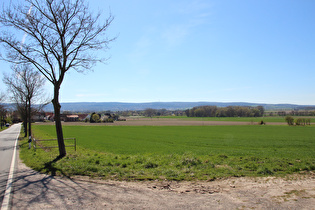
[{"xmin": 12, "ymin": 150, "xmax": 315, "ymax": 209}]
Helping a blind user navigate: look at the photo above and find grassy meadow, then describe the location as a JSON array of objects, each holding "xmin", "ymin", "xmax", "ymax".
[{"xmin": 20, "ymin": 124, "xmax": 315, "ymax": 181}]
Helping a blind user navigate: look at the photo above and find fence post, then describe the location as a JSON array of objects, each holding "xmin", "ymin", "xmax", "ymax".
[
  {"xmin": 74, "ymin": 138, "xmax": 76, "ymax": 151},
  {"xmin": 28, "ymin": 136, "xmax": 32, "ymax": 149},
  {"xmin": 33, "ymin": 138, "xmax": 36, "ymax": 151}
]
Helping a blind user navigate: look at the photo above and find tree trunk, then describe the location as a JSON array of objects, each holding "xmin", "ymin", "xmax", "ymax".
[
  {"xmin": 28, "ymin": 99, "xmax": 31, "ymax": 137},
  {"xmin": 52, "ymin": 84, "xmax": 66, "ymax": 157},
  {"xmin": 24, "ymin": 102, "xmax": 28, "ymax": 137},
  {"xmin": 23, "ymin": 119, "xmax": 27, "ymax": 137}
]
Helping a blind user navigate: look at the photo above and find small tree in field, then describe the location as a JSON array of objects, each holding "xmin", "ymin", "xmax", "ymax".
[
  {"xmin": 285, "ymin": 116, "xmax": 294, "ymax": 126},
  {"xmin": 0, "ymin": 0, "xmax": 115, "ymax": 157}
]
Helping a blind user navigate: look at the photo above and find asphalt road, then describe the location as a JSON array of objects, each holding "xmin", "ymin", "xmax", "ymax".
[{"xmin": 0, "ymin": 124, "xmax": 21, "ymax": 209}]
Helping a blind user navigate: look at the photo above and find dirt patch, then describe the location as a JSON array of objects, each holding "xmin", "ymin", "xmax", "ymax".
[
  {"xmin": 13, "ymin": 155, "xmax": 315, "ymax": 209},
  {"xmin": 74, "ymin": 174, "xmax": 315, "ymax": 199}
]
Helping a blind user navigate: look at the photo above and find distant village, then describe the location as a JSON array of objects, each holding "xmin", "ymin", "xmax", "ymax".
[
  {"xmin": 6, "ymin": 109, "xmax": 187, "ymax": 124},
  {"xmin": 29, "ymin": 112, "xmax": 123, "ymax": 123}
]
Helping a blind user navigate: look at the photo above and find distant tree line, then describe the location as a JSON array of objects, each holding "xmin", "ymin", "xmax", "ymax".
[
  {"xmin": 185, "ymin": 106, "xmax": 265, "ymax": 117},
  {"xmin": 113, "ymin": 109, "xmax": 185, "ymax": 117},
  {"xmin": 287, "ymin": 110, "xmax": 315, "ymax": 116},
  {"xmin": 269, "ymin": 110, "xmax": 315, "ymax": 116},
  {"xmin": 56, "ymin": 106, "xmax": 315, "ymax": 120}
]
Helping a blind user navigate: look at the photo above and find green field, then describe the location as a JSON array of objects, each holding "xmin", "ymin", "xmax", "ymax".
[{"xmin": 20, "ymin": 124, "xmax": 315, "ymax": 181}]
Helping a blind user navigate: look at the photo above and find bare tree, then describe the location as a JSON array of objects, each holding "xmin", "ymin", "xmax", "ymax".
[
  {"xmin": 3, "ymin": 64, "xmax": 47, "ymax": 137},
  {"xmin": 0, "ymin": 0, "xmax": 115, "ymax": 157},
  {"xmin": 0, "ymin": 92, "xmax": 4, "ymax": 102},
  {"xmin": 0, "ymin": 93, "xmax": 6, "ymax": 129}
]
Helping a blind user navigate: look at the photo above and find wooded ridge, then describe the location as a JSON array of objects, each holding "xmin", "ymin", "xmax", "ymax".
[{"xmin": 40, "ymin": 102, "xmax": 315, "ymax": 112}]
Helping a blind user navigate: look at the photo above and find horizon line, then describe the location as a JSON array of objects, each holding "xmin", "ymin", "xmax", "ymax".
[{"xmin": 55, "ymin": 101, "xmax": 315, "ymax": 106}]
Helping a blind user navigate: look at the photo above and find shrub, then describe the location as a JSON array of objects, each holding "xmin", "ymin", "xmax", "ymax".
[
  {"xmin": 285, "ymin": 116, "xmax": 294, "ymax": 126},
  {"xmin": 103, "ymin": 118, "xmax": 114, "ymax": 123},
  {"xmin": 295, "ymin": 118, "xmax": 308, "ymax": 126}
]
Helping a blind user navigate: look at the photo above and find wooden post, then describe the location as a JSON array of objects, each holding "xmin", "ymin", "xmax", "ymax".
[{"xmin": 28, "ymin": 136, "xmax": 32, "ymax": 149}]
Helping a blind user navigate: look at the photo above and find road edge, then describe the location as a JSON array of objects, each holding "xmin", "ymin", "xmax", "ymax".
[{"xmin": 1, "ymin": 124, "xmax": 20, "ymax": 210}]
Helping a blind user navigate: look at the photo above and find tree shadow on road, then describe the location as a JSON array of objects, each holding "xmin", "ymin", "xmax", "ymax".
[
  {"xmin": 0, "ymin": 145, "xmax": 16, "ymax": 151},
  {"xmin": 0, "ymin": 141, "xmax": 27, "ymax": 152},
  {"xmin": 11, "ymin": 160, "xmax": 108, "ymax": 209}
]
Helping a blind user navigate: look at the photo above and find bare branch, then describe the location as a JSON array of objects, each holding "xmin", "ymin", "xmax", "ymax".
[
  {"xmin": 0, "ymin": 0, "xmax": 115, "ymax": 157},
  {"xmin": 0, "ymin": 0, "xmax": 115, "ymax": 85}
]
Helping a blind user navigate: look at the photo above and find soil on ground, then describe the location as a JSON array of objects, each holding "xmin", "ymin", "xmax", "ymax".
[{"xmin": 13, "ymin": 157, "xmax": 315, "ymax": 209}]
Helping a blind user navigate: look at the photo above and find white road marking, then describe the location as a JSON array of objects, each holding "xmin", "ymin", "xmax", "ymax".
[{"xmin": 1, "ymin": 125, "xmax": 20, "ymax": 210}]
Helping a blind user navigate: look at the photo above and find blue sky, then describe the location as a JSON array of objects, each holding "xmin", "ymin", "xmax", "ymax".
[{"xmin": 0, "ymin": 0, "xmax": 314, "ymax": 105}]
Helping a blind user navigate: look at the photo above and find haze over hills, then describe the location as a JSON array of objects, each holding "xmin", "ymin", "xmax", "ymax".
[{"xmin": 42, "ymin": 102, "xmax": 315, "ymax": 112}]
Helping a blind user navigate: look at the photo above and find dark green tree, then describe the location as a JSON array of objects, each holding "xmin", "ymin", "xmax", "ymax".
[{"xmin": 285, "ymin": 116, "xmax": 294, "ymax": 126}]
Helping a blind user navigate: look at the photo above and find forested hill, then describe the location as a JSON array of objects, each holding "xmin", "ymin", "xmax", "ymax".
[{"xmin": 42, "ymin": 102, "xmax": 315, "ymax": 112}]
